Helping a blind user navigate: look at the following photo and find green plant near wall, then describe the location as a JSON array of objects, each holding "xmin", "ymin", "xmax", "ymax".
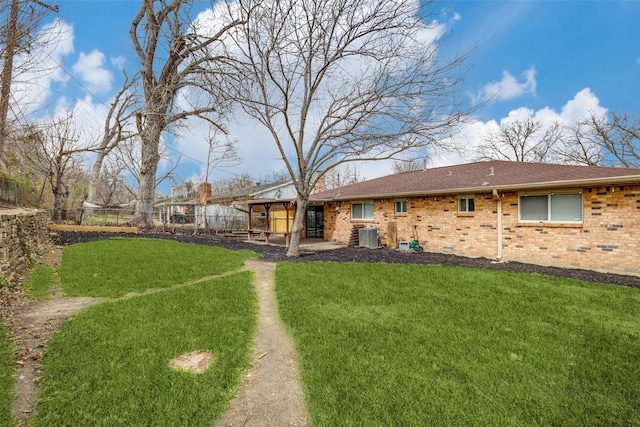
[
  {"xmin": 0, "ymin": 277, "xmax": 12, "ymax": 289},
  {"xmin": 0, "ymin": 324, "xmax": 15, "ymax": 426}
]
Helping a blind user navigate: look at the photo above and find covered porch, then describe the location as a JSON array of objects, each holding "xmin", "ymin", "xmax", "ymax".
[{"xmin": 244, "ymin": 199, "xmax": 326, "ymax": 248}]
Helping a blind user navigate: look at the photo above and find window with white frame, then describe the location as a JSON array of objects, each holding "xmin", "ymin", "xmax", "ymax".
[
  {"xmin": 519, "ymin": 193, "xmax": 582, "ymax": 222},
  {"xmin": 352, "ymin": 201, "xmax": 374, "ymax": 220},
  {"xmin": 458, "ymin": 196, "xmax": 475, "ymax": 213},
  {"xmin": 395, "ymin": 200, "xmax": 407, "ymax": 214}
]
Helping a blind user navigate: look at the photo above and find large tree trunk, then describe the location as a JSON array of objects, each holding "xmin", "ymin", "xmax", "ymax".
[
  {"xmin": 87, "ymin": 151, "xmax": 107, "ymax": 204},
  {"xmin": 52, "ymin": 190, "xmax": 63, "ymax": 223},
  {"xmin": 286, "ymin": 194, "xmax": 309, "ymax": 257},
  {"xmin": 131, "ymin": 123, "xmax": 162, "ymax": 229}
]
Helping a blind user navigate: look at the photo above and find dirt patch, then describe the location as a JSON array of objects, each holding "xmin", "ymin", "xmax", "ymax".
[{"xmin": 169, "ymin": 351, "xmax": 214, "ymax": 374}]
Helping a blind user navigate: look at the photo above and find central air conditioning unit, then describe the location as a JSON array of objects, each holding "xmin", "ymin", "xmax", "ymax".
[{"xmin": 358, "ymin": 228, "xmax": 379, "ymax": 248}]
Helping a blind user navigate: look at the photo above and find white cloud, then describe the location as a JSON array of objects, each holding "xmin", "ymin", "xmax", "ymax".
[
  {"xmin": 111, "ymin": 55, "xmax": 126, "ymax": 70},
  {"xmin": 177, "ymin": 110, "xmax": 287, "ymax": 184},
  {"xmin": 12, "ymin": 18, "xmax": 74, "ymax": 116},
  {"xmin": 425, "ymin": 88, "xmax": 608, "ymax": 166},
  {"xmin": 558, "ymin": 87, "xmax": 606, "ymax": 125},
  {"xmin": 473, "ymin": 67, "xmax": 537, "ymax": 104},
  {"xmin": 72, "ymin": 50, "xmax": 113, "ymax": 94}
]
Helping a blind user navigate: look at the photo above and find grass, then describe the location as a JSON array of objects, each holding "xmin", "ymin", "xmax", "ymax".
[
  {"xmin": 60, "ymin": 237, "xmax": 258, "ymax": 297},
  {"xmin": 82, "ymin": 213, "xmax": 134, "ymax": 226},
  {"xmin": 25, "ymin": 265, "xmax": 55, "ymax": 299},
  {"xmin": 0, "ymin": 324, "xmax": 14, "ymax": 427},
  {"xmin": 34, "ymin": 272, "xmax": 257, "ymax": 426},
  {"xmin": 276, "ymin": 262, "xmax": 640, "ymax": 427}
]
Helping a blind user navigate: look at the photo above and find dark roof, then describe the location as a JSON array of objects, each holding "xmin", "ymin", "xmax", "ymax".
[{"xmin": 311, "ymin": 160, "xmax": 640, "ymax": 201}]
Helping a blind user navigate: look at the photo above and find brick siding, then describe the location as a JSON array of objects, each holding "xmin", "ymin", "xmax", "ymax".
[{"xmin": 323, "ymin": 185, "xmax": 640, "ymax": 276}]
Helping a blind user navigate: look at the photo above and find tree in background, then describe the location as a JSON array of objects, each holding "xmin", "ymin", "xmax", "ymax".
[
  {"xmin": 210, "ymin": 172, "xmax": 254, "ymax": 195},
  {"xmin": 571, "ymin": 111, "xmax": 640, "ymax": 168},
  {"xmin": 199, "ymin": 129, "xmax": 240, "ymax": 229},
  {"xmin": 475, "ymin": 118, "xmax": 566, "ymax": 163},
  {"xmin": 0, "ymin": 0, "xmax": 59, "ymax": 161},
  {"xmin": 393, "ymin": 159, "xmax": 424, "ymax": 174},
  {"xmin": 227, "ymin": 0, "xmax": 471, "ymax": 256},
  {"xmin": 20, "ymin": 113, "xmax": 92, "ymax": 222},
  {"xmin": 91, "ymin": 157, "xmax": 135, "ymax": 207},
  {"xmin": 323, "ymin": 164, "xmax": 362, "ymax": 190},
  {"xmin": 86, "ymin": 72, "xmax": 139, "ymax": 205},
  {"xmin": 128, "ymin": 0, "xmax": 246, "ymax": 228},
  {"xmin": 474, "ymin": 113, "xmax": 640, "ymax": 168}
]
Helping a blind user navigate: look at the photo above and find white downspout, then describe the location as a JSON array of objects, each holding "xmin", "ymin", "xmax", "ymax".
[{"xmin": 492, "ymin": 189, "xmax": 502, "ymax": 261}]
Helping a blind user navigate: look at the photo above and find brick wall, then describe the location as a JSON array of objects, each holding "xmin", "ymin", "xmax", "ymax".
[
  {"xmin": 500, "ymin": 185, "xmax": 640, "ymax": 275},
  {"xmin": 323, "ymin": 185, "xmax": 640, "ymax": 276},
  {"xmin": 0, "ymin": 210, "xmax": 50, "ymax": 283}
]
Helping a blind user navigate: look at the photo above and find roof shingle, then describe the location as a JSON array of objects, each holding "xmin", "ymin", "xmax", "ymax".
[{"xmin": 311, "ymin": 160, "xmax": 640, "ymax": 200}]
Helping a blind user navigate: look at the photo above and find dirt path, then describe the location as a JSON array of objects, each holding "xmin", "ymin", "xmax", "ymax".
[
  {"xmin": 5, "ymin": 291, "xmax": 102, "ymax": 425},
  {"xmin": 216, "ymin": 259, "xmax": 309, "ymax": 426}
]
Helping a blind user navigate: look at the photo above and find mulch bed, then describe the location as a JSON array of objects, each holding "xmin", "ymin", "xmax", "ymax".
[{"xmin": 49, "ymin": 230, "xmax": 640, "ymax": 289}]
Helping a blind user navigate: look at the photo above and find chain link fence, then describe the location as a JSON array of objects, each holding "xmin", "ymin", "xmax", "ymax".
[{"xmin": 49, "ymin": 207, "xmax": 249, "ymax": 234}]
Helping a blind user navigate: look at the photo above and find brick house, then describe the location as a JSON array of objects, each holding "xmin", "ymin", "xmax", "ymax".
[{"xmin": 311, "ymin": 160, "xmax": 640, "ymax": 276}]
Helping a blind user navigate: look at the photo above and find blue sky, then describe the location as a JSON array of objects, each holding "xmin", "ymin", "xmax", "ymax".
[{"xmin": 20, "ymin": 0, "xmax": 640, "ymax": 194}]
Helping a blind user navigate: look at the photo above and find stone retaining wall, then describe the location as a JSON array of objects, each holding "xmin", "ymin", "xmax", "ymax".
[{"xmin": 0, "ymin": 209, "xmax": 51, "ymax": 283}]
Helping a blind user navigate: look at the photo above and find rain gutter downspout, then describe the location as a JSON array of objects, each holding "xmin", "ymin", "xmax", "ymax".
[{"xmin": 492, "ymin": 189, "xmax": 502, "ymax": 261}]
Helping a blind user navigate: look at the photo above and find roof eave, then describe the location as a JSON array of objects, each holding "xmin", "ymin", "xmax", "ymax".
[{"xmin": 323, "ymin": 175, "xmax": 640, "ymax": 201}]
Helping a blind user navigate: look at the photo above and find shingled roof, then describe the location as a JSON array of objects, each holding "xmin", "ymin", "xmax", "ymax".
[{"xmin": 311, "ymin": 160, "xmax": 640, "ymax": 201}]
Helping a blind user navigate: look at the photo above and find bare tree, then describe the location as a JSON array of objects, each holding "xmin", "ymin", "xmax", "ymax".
[
  {"xmin": 554, "ymin": 118, "xmax": 604, "ymax": 166},
  {"xmin": 393, "ymin": 159, "xmax": 424, "ymax": 174},
  {"xmin": 476, "ymin": 118, "xmax": 567, "ymax": 163},
  {"xmin": 92, "ymin": 157, "xmax": 133, "ymax": 207},
  {"xmin": 86, "ymin": 72, "xmax": 139, "ymax": 204},
  {"xmin": 324, "ymin": 164, "xmax": 362, "ymax": 190},
  {"xmin": 128, "ymin": 0, "xmax": 246, "ymax": 228},
  {"xmin": 20, "ymin": 113, "xmax": 91, "ymax": 222},
  {"xmin": 202, "ymin": 129, "xmax": 240, "ymax": 184},
  {"xmin": 571, "ymin": 111, "xmax": 640, "ymax": 167},
  {"xmin": 0, "ymin": 0, "xmax": 59, "ymax": 159},
  {"xmin": 228, "ymin": 0, "xmax": 470, "ymax": 256},
  {"xmin": 211, "ymin": 172, "xmax": 254, "ymax": 194},
  {"xmin": 200, "ymin": 129, "xmax": 239, "ymax": 229},
  {"xmin": 112, "ymin": 135, "xmax": 181, "ymax": 192}
]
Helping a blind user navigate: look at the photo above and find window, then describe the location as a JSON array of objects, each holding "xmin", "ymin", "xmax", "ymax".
[
  {"xmin": 458, "ymin": 196, "xmax": 475, "ymax": 213},
  {"xmin": 352, "ymin": 201, "xmax": 374, "ymax": 220},
  {"xmin": 519, "ymin": 193, "xmax": 582, "ymax": 222},
  {"xmin": 395, "ymin": 200, "xmax": 407, "ymax": 214}
]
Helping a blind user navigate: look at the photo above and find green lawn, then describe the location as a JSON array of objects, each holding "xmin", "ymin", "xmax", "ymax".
[
  {"xmin": 276, "ymin": 262, "xmax": 640, "ymax": 427},
  {"xmin": 60, "ymin": 237, "xmax": 258, "ymax": 297},
  {"xmin": 33, "ymin": 238, "xmax": 259, "ymax": 426},
  {"xmin": 0, "ymin": 324, "xmax": 14, "ymax": 427},
  {"xmin": 34, "ymin": 273, "xmax": 256, "ymax": 426},
  {"xmin": 25, "ymin": 265, "xmax": 55, "ymax": 300}
]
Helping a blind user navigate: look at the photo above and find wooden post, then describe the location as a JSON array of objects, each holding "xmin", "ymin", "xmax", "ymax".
[
  {"xmin": 264, "ymin": 203, "xmax": 272, "ymax": 243},
  {"xmin": 247, "ymin": 204, "xmax": 253, "ymax": 241},
  {"xmin": 284, "ymin": 202, "xmax": 291, "ymax": 248}
]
